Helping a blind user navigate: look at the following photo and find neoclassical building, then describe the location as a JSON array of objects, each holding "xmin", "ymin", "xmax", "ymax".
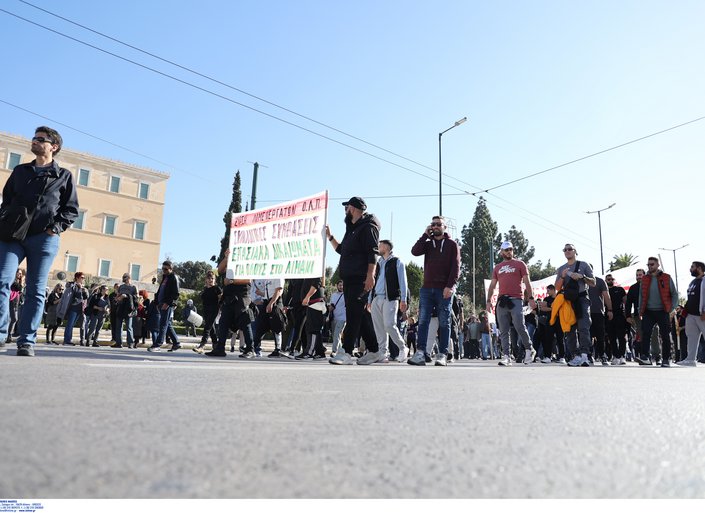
[{"xmin": 1, "ymin": 130, "xmax": 169, "ymax": 285}]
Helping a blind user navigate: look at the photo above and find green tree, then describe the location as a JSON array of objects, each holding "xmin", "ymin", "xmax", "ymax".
[
  {"xmin": 172, "ymin": 260, "xmax": 213, "ymax": 290},
  {"xmin": 459, "ymin": 197, "xmax": 499, "ymax": 308},
  {"xmin": 528, "ymin": 259, "xmax": 558, "ymax": 280},
  {"xmin": 406, "ymin": 261, "xmax": 424, "ymax": 300},
  {"xmin": 609, "ymin": 253, "xmax": 638, "ymax": 271},
  {"xmin": 216, "ymin": 170, "xmax": 243, "ymax": 270}
]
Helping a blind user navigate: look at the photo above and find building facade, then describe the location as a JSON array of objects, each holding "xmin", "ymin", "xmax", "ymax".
[{"xmin": 1, "ymin": 131, "xmax": 169, "ymax": 285}]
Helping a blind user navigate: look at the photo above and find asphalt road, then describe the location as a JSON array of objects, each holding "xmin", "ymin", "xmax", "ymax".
[{"xmin": 1, "ymin": 343, "xmax": 704, "ymax": 499}]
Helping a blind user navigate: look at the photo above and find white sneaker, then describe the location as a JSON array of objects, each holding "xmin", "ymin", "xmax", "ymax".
[
  {"xmin": 357, "ymin": 350, "xmax": 385, "ymax": 365},
  {"xmin": 524, "ymin": 348, "xmax": 536, "ymax": 364},
  {"xmin": 619, "ymin": 357, "xmax": 626, "ymax": 365},
  {"xmin": 435, "ymin": 354, "xmax": 447, "ymax": 366},
  {"xmin": 329, "ymin": 351, "xmax": 353, "ymax": 365},
  {"xmin": 540, "ymin": 356, "xmax": 552, "ymax": 364},
  {"xmin": 611, "ymin": 356, "xmax": 620, "ymax": 366},
  {"xmin": 498, "ymin": 355, "xmax": 512, "ymax": 366},
  {"xmin": 407, "ymin": 350, "xmax": 426, "ymax": 366},
  {"xmin": 557, "ymin": 357, "xmax": 566, "ymax": 364},
  {"xmin": 567, "ymin": 354, "xmax": 590, "ymax": 367},
  {"xmin": 676, "ymin": 359, "xmax": 697, "ymax": 367}
]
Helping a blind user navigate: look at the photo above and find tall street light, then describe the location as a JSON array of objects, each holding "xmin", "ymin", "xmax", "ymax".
[
  {"xmin": 659, "ymin": 243, "xmax": 689, "ymax": 291},
  {"xmin": 586, "ymin": 202, "xmax": 616, "ymax": 275},
  {"xmin": 438, "ymin": 116, "xmax": 467, "ymax": 216}
]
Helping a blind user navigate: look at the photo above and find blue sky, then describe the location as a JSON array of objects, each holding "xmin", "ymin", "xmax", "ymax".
[{"xmin": 1, "ymin": 0, "xmax": 703, "ymax": 295}]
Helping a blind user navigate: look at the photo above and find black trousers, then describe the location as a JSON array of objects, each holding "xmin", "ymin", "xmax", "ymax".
[
  {"xmin": 303, "ymin": 308, "xmax": 326, "ymax": 356},
  {"xmin": 606, "ymin": 313, "xmax": 627, "ymax": 358},
  {"xmin": 590, "ymin": 311, "xmax": 608, "ymax": 357},
  {"xmin": 641, "ymin": 309, "xmax": 673, "ymax": 361},
  {"xmin": 342, "ymin": 279, "xmax": 377, "ymax": 355},
  {"xmin": 200, "ymin": 306, "xmax": 218, "ymax": 345}
]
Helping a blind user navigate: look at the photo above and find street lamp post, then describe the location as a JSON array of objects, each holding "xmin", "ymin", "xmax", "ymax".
[
  {"xmin": 438, "ymin": 116, "xmax": 467, "ymax": 216},
  {"xmin": 658, "ymin": 244, "xmax": 689, "ymax": 291},
  {"xmin": 586, "ymin": 203, "xmax": 616, "ymax": 275}
]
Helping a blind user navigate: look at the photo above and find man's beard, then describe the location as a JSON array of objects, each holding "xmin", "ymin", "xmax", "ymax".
[
  {"xmin": 344, "ymin": 213, "xmax": 352, "ymax": 223},
  {"xmin": 691, "ymin": 270, "xmax": 699, "ymax": 277}
]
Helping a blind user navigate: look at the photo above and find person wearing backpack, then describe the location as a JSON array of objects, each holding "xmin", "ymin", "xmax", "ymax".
[{"xmin": 555, "ymin": 244, "xmax": 596, "ymax": 367}]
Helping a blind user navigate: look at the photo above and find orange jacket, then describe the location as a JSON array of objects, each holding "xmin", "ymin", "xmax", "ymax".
[{"xmin": 550, "ymin": 293, "xmax": 576, "ymax": 333}]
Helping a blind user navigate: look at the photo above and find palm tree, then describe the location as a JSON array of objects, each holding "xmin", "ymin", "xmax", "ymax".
[{"xmin": 609, "ymin": 253, "xmax": 638, "ymax": 271}]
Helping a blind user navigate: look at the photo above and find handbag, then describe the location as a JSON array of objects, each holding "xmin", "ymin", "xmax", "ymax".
[
  {"xmin": 0, "ymin": 204, "xmax": 33, "ymax": 242},
  {"xmin": 562, "ymin": 261, "xmax": 581, "ymax": 302},
  {"xmin": 0, "ymin": 176, "xmax": 51, "ymax": 243}
]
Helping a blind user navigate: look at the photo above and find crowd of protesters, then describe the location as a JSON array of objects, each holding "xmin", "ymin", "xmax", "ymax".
[{"xmin": 1, "ymin": 128, "xmax": 703, "ymax": 366}]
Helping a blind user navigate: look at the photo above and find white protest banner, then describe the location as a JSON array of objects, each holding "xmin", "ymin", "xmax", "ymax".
[{"xmin": 227, "ymin": 190, "xmax": 328, "ymax": 279}]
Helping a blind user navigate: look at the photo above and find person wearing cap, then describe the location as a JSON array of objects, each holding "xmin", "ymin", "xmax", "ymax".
[
  {"xmin": 408, "ymin": 215, "xmax": 461, "ymax": 367},
  {"xmin": 113, "ymin": 272, "xmax": 139, "ymax": 348},
  {"xmin": 326, "ymin": 196, "xmax": 381, "ymax": 365},
  {"xmin": 485, "ymin": 240, "xmax": 536, "ymax": 366},
  {"xmin": 148, "ymin": 260, "xmax": 180, "ymax": 352},
  {"xmin": 205, "ymin": 250, "xmax": 254, "ymax": 358},
  {"xmin": 555, "ymin": 244, "xmax": 597, "ymax": 367}
]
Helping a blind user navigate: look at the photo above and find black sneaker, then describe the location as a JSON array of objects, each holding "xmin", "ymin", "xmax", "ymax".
[
  {"xmin": 239, "ymin": 351, "xmax": 255, "ymax": 359},
  {"xmin": 92, "ymin": 342, "xmax": 100, "ymax": 347},
  {"xmin": 63, "ymin": 342, "xmax": 76, "ymax": 346},
  {"xmin": 17, "ymin": 344, "xmax": 35, "ymax": 357},
  {"xmin": 601, "ymin": 356, "xmax": 609, "ymax": 366},
  {"xmin": 295, "ymin": 353, "xmax": 312, "ymax": 360},
  {"xmin": 168, "ymin": 344, "xmax": 182, "ymax": 352},
  {"xmin": 111, "ymin": 343, "xmax": 123, "ymax": 348},
  {"xmin": 205, "ymin": 350, "xmax": 226, "ymax": 357},
  {"xmin": 424, "ymin": 354, "xmax": 432, "ymax": 363},
  {"xmin": 313, "ymin": 353, "xmax": 327, "ymax": 359},
  {"xmin": 267, "ymin": 349, "xmax": 282, "ymax": 358},
  {"xmin": 655, "ymin": 358, "xmax": 663, "ymax": 366},
  {"xmin": 230, "ymin": 347, "xmax": 236, "ymax": 353},
  {"xmin": 661, "ymin": 360, "xmax": 671, "ymax": 368}
]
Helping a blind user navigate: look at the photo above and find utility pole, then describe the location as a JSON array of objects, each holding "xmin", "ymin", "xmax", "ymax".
[
  {"xmin": 659, "ymin": 244, "xmax": 689, "ymax": 291},
  {"xmin": 247, "ymin": 161, "xmax": 269, "ymax": 211},
  {"xmin": 586, "ymin": 203, "xmax": 616, "ymax": 275}
]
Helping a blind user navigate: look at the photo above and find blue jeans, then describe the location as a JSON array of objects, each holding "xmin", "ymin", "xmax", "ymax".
[
  {"xmin": 154, "ymin": 304, "xmax": 178, "ymax": 347},
  {"xmin": 63, "ymin": 305, "xmax": 84, "ymax": 344},
  {"xmin": 416, "ymin": 287, "xmax": 452, "ymax": 355},
  {"xmin": 116, "ymin": 314, "xmax": 134, "ymax": 345},
  {"xmin": 0, "ymin": 232, "xmax": 60, "ymax": 345},
  {"xmin": 481, "ymin": 332, "xmax": 492, "ymax": 359}
]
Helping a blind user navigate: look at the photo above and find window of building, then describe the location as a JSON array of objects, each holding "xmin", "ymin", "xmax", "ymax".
[
  {"xmin": 138, "ymin": 182, "xmax": 150, "ymax": 200},
  {"xmin": 66, "ymin": 255, "xmax": 79, "ymax": 274},
  {"xmin": 103, "ymin": 215, "xmax": 117, "ymax": 235},
  {"xmin": 130, "ymin": 264, "xmax": 141, "ymax": 282},
  {"xmin": 134, "ymin": 220, "xmax": 146, "ymax": 240},
  {"xmin": 98, "ymin": 259, "xmax": 111, "ymax": 278},
  {"xmin": 74, "ymin": 210, "xmax": 86, "ymax": 230},
  {"xmin": 109, "ymin": 176, "xmax": 121, "ymax": 193},
  {"xmin": 78, "ymin": 168, "xmax": 90, "ymax": 187},
  {"xmin": 7, "ymin": 152, "xmax": 21, "ymax": 170}
]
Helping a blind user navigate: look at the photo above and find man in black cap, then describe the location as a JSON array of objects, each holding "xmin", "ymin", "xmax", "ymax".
[{"xmin": 326, "ymin": 196, "xmax": 381, "ymax": 365}]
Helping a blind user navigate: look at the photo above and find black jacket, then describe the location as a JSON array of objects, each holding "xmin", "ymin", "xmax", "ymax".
[
  {"xmin": 156, "ymin": 273, "xmax": 180, "ymax": 307},
  {"xmin": 335, "ymin": 213, "xmax": 381, "ymax": 280},
  {"xmin": 1, "ymin": 160, "xmax": 79, "ymax": 236}
]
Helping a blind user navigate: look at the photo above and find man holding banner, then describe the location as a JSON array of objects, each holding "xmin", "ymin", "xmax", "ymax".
[{"xmin": 326, "ymin": 197, "xmax": 381, "ymax": 365}]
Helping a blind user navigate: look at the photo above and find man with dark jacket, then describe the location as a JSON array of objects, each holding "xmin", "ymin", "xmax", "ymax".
[
  {"xmin": 0, "ymin": 126, "xmax": 78, "ymax": 356},
  {"xmin": 325, "ymin": 196, "xmax": 380, "ymax": 365},
  {"xmin": 408, "ymin": 215, "xmax": 461, "ymax": 367},
  {"xmin": 148, "ymin": 260, "xmax": 180, "ymax": 352}
]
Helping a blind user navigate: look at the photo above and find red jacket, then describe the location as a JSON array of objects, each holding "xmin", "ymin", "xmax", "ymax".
[{"xmin": 640, "ymin": 272, "xmax": 674, "ymax": 315}]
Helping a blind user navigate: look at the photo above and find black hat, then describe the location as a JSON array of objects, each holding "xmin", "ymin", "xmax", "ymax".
[{"xmin": 342, "ymin": 196, "xmax": 367, "ymax": 211}]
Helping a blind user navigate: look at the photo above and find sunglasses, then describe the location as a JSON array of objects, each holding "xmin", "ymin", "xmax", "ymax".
[
  {"xmin": 32, "ymin": 136, "xmax": 54, "ymax": 144},
  {"xmin": 430, "ymin": 222, "xmax": 443, "ymax": 227},
  {"xmin": 563, "ymin": 248, "xmax": 575, "ymax": 252}
]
